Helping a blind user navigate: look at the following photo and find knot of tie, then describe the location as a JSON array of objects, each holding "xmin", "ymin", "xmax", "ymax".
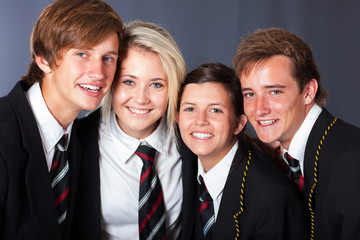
[
  {"xmin": 135, "ymin": 145, "xmax": 156, "ymax": 165},
  {"xmin": 199, "ymin": 176, "xmax": 212, "ymax": 203},
  {"xmin": 56, "ymin": 134, "xmax": 68, "ymax": 152},
  {"xmin": 285, "ymin": 153, "xmax": 304, "ymax": 192}
]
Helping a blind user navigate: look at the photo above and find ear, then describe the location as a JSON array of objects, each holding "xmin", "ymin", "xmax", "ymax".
[
  {"xmin": 176, "ymin": 112, "xmax": 179, "ymax": 124},
  {"xmin": 234, "ymin": 114, "xmax": 247, "ymax": 135},
  {"xmin": 34, "ymin": 55, "xmax": 52, "ymax": 74},
  {"xmin": 304, "ymin": 79, "xmax": 318, "ymax": 104}
]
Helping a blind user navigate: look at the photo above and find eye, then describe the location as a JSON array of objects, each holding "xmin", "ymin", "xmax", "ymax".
[
  {"xmin": 243, "ymin": 92, "xmax": 254, "ymax": 98},
  {"xmin": 103, "ymin": 56, "xmax": 114, "ymax": 62},
  {"xmin": 122, "ymin": 80, "xmax": 134, "ymax": 86},
  {"xmin": 184, "ymin": 107, "xmax": 195, "ymax": 112},
  {"xmin": 77, "ymin": 52, "xmax": 87, "ymax": 58},
  {"xmin": 270, "ymin": 90, "xmax": 282, "ymax": 95},
  {"xmin": 210, "ymin": 108, "xmax": 223, "ymax": 113},
  {"xmin": 151, "ymin": 82, "xmax": 163, "ymax": 88}
]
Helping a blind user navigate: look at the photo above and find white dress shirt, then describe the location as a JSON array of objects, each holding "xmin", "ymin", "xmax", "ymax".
[
  {"xmin": 25, "ymin": 82, "xmax": 72, "ymax": 171},
  {"xmin": 197, "ymin": 141, "xmax": 238, "ymax": 221},
  {"xmin": 99, "ymin": 110, "xmax": 182, "ymax": 240},
  {"xmin": 282, "ymin": 104, "xmax": 322, "ymax": 175}
]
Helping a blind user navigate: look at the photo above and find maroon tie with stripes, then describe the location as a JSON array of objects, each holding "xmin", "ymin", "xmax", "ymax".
[
  {"xmin": 50, "ymin": 134, "xmax": 69, "ymax": 231},
  {"xmin": 136, "ymin": 145, "xmax": 166, "ymax": 240}
]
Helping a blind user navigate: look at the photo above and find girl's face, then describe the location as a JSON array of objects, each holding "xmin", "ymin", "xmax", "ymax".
[
  {"xmin": 177, "ymin": 82, "xmax": 246, "ymax": 171},
  {"xmin": 112, "ymin": 47, "xmax": 168, "ymax": 139}
]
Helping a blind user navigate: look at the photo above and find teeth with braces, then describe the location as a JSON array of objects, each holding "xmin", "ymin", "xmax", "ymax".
[
  {"xmin": 192, "ymin": 132, "xmax": 213, "ymax": 139},
  {"xmin": 79, "ymin": 84, "xmax": 100, "ymax": 92},
  {"xmin": 259, "ymin": 120, "xmax": 276, "ymax": 126},
  {"xmin": 128, "ymin": 107, "xmax": 150, "ymax": 114}
]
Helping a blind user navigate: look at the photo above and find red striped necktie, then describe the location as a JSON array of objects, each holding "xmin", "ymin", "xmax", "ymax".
[
  {"xmin": 199, "ymin": 176, "xmax": 215, "ymax": 239},
  {"xmin": 50, "ymin": 134, "xmax": 69, "ymax": 231},
  {"xmin": 136, "ymin": 145, "xmax": 166, "ymax": 240},
  {"xmin": 285, "ymin": 153, "xmax": 304, "ymax": 192}
]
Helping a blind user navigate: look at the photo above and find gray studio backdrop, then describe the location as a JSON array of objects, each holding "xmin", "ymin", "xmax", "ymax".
[{"xmin": 0, "ymin": 0, "xmax": 359, "ymax": 127}]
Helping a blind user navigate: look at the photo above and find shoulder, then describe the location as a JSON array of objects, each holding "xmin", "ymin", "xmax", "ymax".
[{"xmin": 247, "ymin": 146, "xmax": 297, "ymax": 194}]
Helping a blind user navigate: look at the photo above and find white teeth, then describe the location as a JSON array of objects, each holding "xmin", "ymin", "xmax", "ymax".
[
  {"xmin": 192, "ymin": 132, "xmax": 213, "ymax": 139},
  {"xmin": 259, "ymin": 120, "xmax": 276, "ymax": 125},
  {"xmin": 79, "ymin": 84, "xmax": 100, "ymax": 92},
  {"xmin": 128, "ymin": 107, "xmax": 150, "ymax": 114}
]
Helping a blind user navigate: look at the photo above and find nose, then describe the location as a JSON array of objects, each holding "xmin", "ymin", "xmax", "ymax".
[
  {"xmin": 255, "ymin": 95, "xmax": 270, "ymax": 116},
  {"xmin": 87, "ymin": 59, "xmax": 105, "ymax": 80},
  {"xmin": 195, "ymin": 110, "xmax": 209, "ymax": 126},
  {"xmin": 134, "ymin": 85, "xmax": 150, "ymax": 104}
]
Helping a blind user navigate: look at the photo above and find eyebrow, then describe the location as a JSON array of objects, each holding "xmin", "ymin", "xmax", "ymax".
[
  {"xmin": 180, "ymin": 102, "xmax": 226, "ymax": 108},
  {"xmin": 241, "ymin": 84, "xmax": 286, "ymax": 92},
  {"xmin": 120, "ymin": 74, "xmax": 167, "ymax": 82},
  {"xmin": 106, "ymin": 51, "xmax": 119, "ymax": 56}
]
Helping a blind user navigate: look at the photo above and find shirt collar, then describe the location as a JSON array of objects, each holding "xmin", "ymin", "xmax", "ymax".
[
  {"xmin": 108, "ymin": 110, "xmax": 171, "ymax": 163},
  {"xmin": 26, "ymin": 82, "xmax": 72, "ymax": 153},
  {"xmin": 283, "ymin": 104, "xmax": 322, "ymax": 173},
  {"xmin": 197, "ymin": 141, "xmax": 238, "ymax": 200}
]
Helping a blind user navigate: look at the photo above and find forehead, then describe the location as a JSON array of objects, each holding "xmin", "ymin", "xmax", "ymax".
[
  {"xmin": 182, "ymin": 82, "xmax": 230, "ymax": 103},
  {"xmin": 240, "ymin": 55, "xmax": 297, "ymax": 88}
]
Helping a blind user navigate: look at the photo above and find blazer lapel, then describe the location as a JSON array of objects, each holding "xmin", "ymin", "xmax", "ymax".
[
  {"xmin": 178, "ymin": 134, "xmax": 198, "ymax": 240},
  {"xmin": 64, "ymin": 119, "xmax": 82, "ymax": 238},
  {"xmin": 213, "ymin": 146, "xmax": 246, "ymax": 239},
  {"xmin": 304, "ymin": 109, "xmax": 336, "ymax": 202},
  {"xmin": 8, "ymin": 82, "xmax": 61, "ymax": 240}
]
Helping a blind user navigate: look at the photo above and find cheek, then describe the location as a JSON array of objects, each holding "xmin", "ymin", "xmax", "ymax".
[
  {"xmin": 112, "ymin": 88, "xmax": 129, "ymax": 107},
  {"xmin": 154, "ymin": 92, "xmax": 169, "ymax": 111},
  {"xmin": 243, "ymin": 100, "xmax": 255, "ymax": 114},
  {"xmin": 178, "ymin": 115, "xmax": 191, "ymax": 134}
]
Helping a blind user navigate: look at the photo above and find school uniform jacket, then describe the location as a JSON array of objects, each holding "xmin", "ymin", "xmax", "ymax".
[
  {"xmin": 0, "ymin": 81, "xmax": 82, "ymax": 240},
  {"xmin": 180, "ymin": 141, "xmax": 307, "ymax": 240},
  {"xmin": 303, "ymin": 108, "xmax": 360, "ymax": 239}
]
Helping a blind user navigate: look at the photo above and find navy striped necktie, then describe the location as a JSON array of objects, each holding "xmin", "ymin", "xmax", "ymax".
[
  {"xmin": 199, "ymin": 176, "xmax": 215, "ymax": 239},
  {"xmin": 136, "ymin": 145, "xmax": 166, "ymax": 240},
  {"xmin": 285, "ymin": 153, "xmax": 304, "ymax": 191},
  {"xmin": 50, "ymin": 134, "xmax": 69, "ymax": 230}
]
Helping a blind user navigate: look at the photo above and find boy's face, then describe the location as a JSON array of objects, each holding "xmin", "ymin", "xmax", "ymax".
[
  {"xmin": 240, "ymin": 55, "xmax": 311, "ymax": 150},
  {"xmin": 42, "ymin": 33, "xmax": 119, "ymax": 120}
]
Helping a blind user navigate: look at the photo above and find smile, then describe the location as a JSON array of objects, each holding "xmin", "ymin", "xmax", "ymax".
[
  {"xmin": 127, "ymin": 107, "xmax": 151, "ymax": 115},
  {"xmin": 79, "ymin": 84, "xmax": 101, "ymax": 93},
  {"xmin": 258, "ymin": 120, "xmax": 277, "ymax": 126},
  {"xmin": 191, "ymin": 132, "xmax": 214, "ymax": 139}
]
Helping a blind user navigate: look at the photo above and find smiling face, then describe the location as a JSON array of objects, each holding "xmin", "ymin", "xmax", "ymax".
[
  {"xmin": 40, "ymin": 33, "xmax": 119, "ymax": 127},
  {"xmin": 112, "ymin": 47, "xmax": 168, "ymax": 139},
  {"xmin": 240, "ymin": 55, "xmax": 315, "ymax": 149},
  {"xmin": 177, "ymin": 82, "xmax": 244, "ymax": 171}
]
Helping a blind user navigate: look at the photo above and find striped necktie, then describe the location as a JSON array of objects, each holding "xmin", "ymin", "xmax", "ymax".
[
  {"xmin": 136, "ymin": 145, "xmax": 166, "ymax": 240},
  {"xmin": 50, "ymin": 134, "xmax": 69, "ymax": 230},
  {"xmin": 285, "ymin": 153, "xmax": 304, "ymax": 191},
  {"xmin": 199, "ymin": 176, "xmax": 215, "ymax": 239}
]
